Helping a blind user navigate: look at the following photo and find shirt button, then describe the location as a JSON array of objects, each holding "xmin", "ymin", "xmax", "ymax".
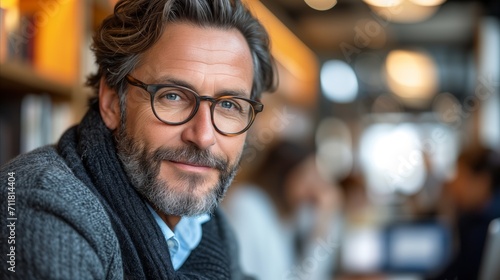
[{"xmin": 167, "ymin": 238, "xmax": 179, "ymax": 254}]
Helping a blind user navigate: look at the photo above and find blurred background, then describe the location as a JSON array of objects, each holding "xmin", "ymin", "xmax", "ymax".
[{"xmin": 0, "ymin": 0, "xmax": 499, "ymax": 279}]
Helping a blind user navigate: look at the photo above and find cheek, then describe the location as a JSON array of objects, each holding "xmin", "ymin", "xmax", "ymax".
[
  {"xmin": 219, "ymin": 135, "xmax": 246, "ymax": 163},
  {"xmin": 124, "ymin": 103, "xmax": 171, "ymax": 147},
  {"xmin": 126, "ymin": 106, "xmax": 150, "ymax": 132}
]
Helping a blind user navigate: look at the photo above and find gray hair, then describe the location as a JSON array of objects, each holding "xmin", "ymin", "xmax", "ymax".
[{"xmin": 87, "ymin": 0, "xmax": 276, "ymax": 107}]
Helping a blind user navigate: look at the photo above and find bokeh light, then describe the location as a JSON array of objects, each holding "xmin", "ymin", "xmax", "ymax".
[
  {"xmin": 363, "ymin": 0, "xmax": 403, "ymax": 8},
  {"xmin": 315, "ymin": 117, "xmax": 353, "ymax": 182},
  {"xmin": 359, "ymin": 123, "xmax": 427, "ymax": 197},
  {"xmin": 368, "ymin": 0, "xmax": 440, "ymax": 23},
  {"xmin": 304, "ymin": 0, "xmax": 337, "ymax": 11},
  {"xmin": 321, "ymin": 60, "xmax": 359, "ymax": 103},
  {"xmin": 385, "ymin": 50, "xmax": 438, "ymax": 105},
  {"xmin": 410, "ymin": 0, "xmax": 447, "ymax": 7}
]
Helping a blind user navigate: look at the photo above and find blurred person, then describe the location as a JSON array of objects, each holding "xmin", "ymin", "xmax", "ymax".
[
  {"xmin": 337, "ymin": 172, "xmax": 370, "ymax": 223},
  {"xmin": 0, "ymin": 0, "xmax": 276, "ymax": 279},
  {"xmin": 428, "ymin": 146, "xmax": 500, "ymax": 280},
  {"xmin": 224, "ymin": 141, "xmax": 343, "ymax": 280}
]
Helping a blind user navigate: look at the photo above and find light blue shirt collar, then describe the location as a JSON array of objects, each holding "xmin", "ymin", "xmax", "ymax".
[{"xmin": 147, "ymin": 204, "xmax": 210, "ymax": 270}]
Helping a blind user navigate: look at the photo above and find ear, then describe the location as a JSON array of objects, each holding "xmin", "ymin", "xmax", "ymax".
[{"xmin": 99, "ymin": 77, "xmax": 121, "ymax": 130}]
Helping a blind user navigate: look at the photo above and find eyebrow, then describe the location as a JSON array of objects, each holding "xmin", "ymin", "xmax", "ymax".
[{"xmin": 153, "ymin": 75, "xmax": 250, "ymax": 98}]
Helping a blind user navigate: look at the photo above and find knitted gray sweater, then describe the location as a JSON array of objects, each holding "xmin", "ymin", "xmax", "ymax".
[
  {"xmin": 1, "ymin": 146, "xmax": 123, "ymax": 279},
  {"xmin": 1, "ymin": 106, "xmax": 247, "ymax": 279}
]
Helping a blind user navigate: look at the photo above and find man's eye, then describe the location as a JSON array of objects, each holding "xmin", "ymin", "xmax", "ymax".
[
  {"xmin": 220, "ymin": 100, "xmax": 236, "ymax": 109},
  {"xmin": 158, "ymin": 89, "xmax": 185, "ymax": 101},
  {"xmin": 164, "ymin": 93, "xmax": 180, "ymax": 101}
]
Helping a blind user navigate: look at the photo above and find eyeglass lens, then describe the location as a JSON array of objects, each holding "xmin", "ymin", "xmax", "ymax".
[{"xmin": 153, "ymin": 86, "xmax": 254, "ymax": 134}]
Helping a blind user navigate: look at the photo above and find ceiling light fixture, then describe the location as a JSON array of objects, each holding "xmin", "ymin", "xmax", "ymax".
[{"xmin": 304, "ymin": 0, "xmax": 337, "ymax": 11}]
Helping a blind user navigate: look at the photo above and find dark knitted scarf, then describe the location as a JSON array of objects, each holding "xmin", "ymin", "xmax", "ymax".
[{"xmin": 57, "ymin": 104, "xmax": 236, "ymax": 279}]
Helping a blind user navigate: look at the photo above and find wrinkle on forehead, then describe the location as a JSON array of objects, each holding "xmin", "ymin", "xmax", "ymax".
[
  {"xmin": 136, "ymin": 23, "xmax": 254, "ymax": 98},
  {"xmin": 153, "ymin": 24, "xmax": 252, "ymax": 63}
]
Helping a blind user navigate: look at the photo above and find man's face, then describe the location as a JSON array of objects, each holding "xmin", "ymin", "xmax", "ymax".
[{"xmin": 115, "ymin": 23, "xmax": 254, "ymax": 216}]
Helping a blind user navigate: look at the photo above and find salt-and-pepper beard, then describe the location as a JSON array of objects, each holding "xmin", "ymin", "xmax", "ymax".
[{"xmin": 115, "ymin": 123, "xmax": 240, "ymax": 217}]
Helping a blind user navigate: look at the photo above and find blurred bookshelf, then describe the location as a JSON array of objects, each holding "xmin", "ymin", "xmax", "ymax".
[
  {"xmin": 0, "ymin": 0, "xmax": 111, "ymax": 165},
  {"xmin": 0, "ymin": 62, "xmax": 72, "ymax": 98}
]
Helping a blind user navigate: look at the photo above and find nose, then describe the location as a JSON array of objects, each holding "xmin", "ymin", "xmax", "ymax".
[{"xmin": 180, "ymin": 102, "xmax": 216, "ymax": 150}]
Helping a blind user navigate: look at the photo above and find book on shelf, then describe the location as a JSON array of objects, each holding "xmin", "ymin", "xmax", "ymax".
[
  {"xmin": 0, "ymin": 93, "xmax": 72, "ymax": 165},
  {"xmin": 0, "ymin": 5, "xmax": 37, "ymax": 65},
  {"xmin": 20, "ymin": 94, "xmax": 51, "ymax": 153},
  {"xmin": 0, "ymin": 95, "xmax": 21, "ymax": 166},
  {"xmin": 20, "ymin": 94, "xmax": 73, "ymax": 154},
  {"xmin": 0, "ymin": 7, "xmax": 7, "ymax": 63}
]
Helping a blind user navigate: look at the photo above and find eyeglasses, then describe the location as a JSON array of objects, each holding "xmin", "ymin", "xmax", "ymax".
[{"xmin": 124, "ymin": 75, "xmax": 264, "ymax": 136}]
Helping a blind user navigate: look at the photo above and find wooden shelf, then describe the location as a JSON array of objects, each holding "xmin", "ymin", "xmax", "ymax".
[{"xmin": 0, "ymin": 62, "xmax": 72, "ymax": 99}]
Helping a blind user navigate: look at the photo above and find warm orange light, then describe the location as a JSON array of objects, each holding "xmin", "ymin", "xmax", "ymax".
[
  {"xmin": 386, "ymin": 50, "xmax": 438, "ymax": 102},
  {"xmin": 304, "ymin": 0, "xmax": 337, "ymax": 11},
  {"xmin": 243, "ymin": 0, "xmax": 319, "ymax": 105},
  {"xmin": 0, "ymin": 0, "xmax": 19, "ymax": 63},
  {"xmin": 410, "ymin": 0, "xmax": 447, "ymax": 7},
  {"xmin": 363, "ymin": 0, "xmax": 403, "ymax": 8},
  {"xmin": 0, "ymin": 0, "xmax": 19, "ymax": 31},
  {"xmin": 34, "ymin": 0, "xmax": 82, "ymax": 84},
  {"xmin": 368, "ymin": 0, "xmax": 439, "ymax": 23},
  {"xmin": 0, "ymin": 0, "xmax": 17, "ymax": 9}
]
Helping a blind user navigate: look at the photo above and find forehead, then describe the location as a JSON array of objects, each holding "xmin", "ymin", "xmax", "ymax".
[{"xmin": 136, "ymin": 22, "xmax": 254, "ymax": 96}]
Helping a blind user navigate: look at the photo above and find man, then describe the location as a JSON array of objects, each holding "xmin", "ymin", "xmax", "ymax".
[{"xmin": 0, "ymin": 0, "xmax": 275, "ymax": 279}]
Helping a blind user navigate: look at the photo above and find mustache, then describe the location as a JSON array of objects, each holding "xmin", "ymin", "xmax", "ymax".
[{"xmin": 152, "ymin": 146, "xmax": 228, "ymax": 172}]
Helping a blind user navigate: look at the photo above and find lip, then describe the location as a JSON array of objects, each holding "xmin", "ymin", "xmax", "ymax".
[{"xmin": 169, "ymin": 160, "xmax": 212, "ymax": 172}]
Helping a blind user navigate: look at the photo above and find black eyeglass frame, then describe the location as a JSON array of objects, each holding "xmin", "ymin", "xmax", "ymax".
[{"xmin": 124, "ymin": 74, "xmax": 264, "ymax": 136}]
